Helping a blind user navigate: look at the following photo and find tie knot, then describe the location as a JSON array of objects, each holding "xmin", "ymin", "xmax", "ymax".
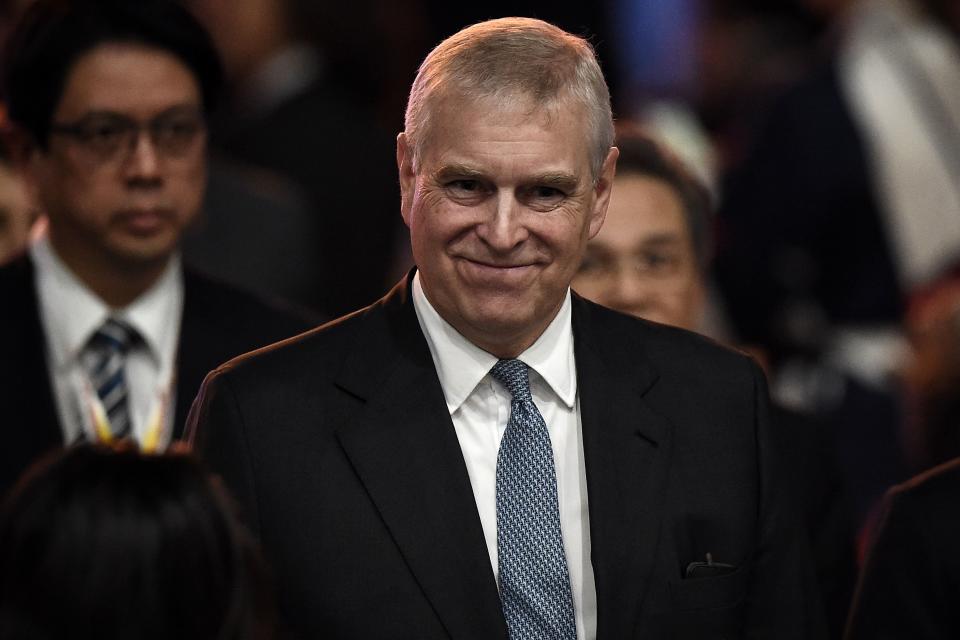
[
  {"xmin": 489, "ymin": 359, "xmax": 532, "ymax": 402},
  {"xmin": 89, "ymin": 318, "xmax": 138, "ymax": 355}
]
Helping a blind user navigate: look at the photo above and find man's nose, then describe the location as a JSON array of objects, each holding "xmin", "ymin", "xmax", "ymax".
[
  {"xmin": 121, "ymin": 131, "xmax": 162, "ymax": 182},
  {"xmin": 606, "ymin": 266, "xmax": 655, "ymax": 316},
  {"xmin": 477, "ymin": 190, "xmax": 528, "ymax": 250}
]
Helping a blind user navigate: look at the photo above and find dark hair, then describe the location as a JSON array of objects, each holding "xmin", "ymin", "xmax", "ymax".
[
  {"xmin": 614, "ymin": 128, "xmax": 714, "ymax": 271},
  {"xmin": 918, "ymin": 0, "xmax": 960, "ymax": 38},
  {"xmin": 1, "ymin": 0, "xmax": 223, "ymax": 147},
  {"xmin": 0, "ymin": 444, "xmax": 275, "ymax": 640}
]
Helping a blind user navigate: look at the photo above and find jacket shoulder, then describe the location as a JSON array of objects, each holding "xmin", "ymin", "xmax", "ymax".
[
  {"xmin": 887, "ymin": 458, "xmax": 960, "ymax": 518},
  {"xmin": 182, "ymin": 267, "xmax": 317, "ymax": 345},
  {"xmin": 205, "ymin": 300, "xmax": 368, "ymax": 390},
  {"xmin": 575, "ymin": 296, "xmax": 756, "ymax": 376}
]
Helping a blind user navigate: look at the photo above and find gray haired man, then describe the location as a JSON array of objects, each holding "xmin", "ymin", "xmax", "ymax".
[{"xmin": 190, "ymin": 17, "xmax": 824, "ymax": 639}]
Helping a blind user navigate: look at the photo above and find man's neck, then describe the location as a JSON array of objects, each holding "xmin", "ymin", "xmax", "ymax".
[{"xmin": 47, "ymin": 235, "xmax": 170, "ymax": 309}]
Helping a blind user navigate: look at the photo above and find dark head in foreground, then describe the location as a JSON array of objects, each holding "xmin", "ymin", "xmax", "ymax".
[{"xmin": 0, "ymin": 444, "xmax": 274, "ymax": 640}]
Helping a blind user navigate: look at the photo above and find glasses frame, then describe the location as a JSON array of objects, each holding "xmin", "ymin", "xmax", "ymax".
[{"xmin": 47, "ymin": 107, "xmax": 207, "ymax": 164}]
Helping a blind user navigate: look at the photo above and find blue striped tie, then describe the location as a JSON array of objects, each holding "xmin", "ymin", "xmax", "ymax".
[
  {"xmin": 83, "ymin": 318, "xmax": 138, "ymax": 440},
  {"xmin": 491, "ymin": 358, "xmax": 577, "ymax": 639}
]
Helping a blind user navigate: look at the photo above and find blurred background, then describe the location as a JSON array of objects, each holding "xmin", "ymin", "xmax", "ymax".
[
  {"xmin": 0, "ymin": 0, "xmax": 864, "ymax": 317},
  {"xmin": 0, "ymin": 0, "xmax": 865, "ymax": 318}
]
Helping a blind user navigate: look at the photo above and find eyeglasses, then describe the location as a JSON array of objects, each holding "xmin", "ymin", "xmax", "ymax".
[
  {"xmin": 48, "ymin": 108, "xmax": 206, "ymax": 162},
  {"xmin": 577, "ymin": 249, "xmax": 686, "ymax": 282}
]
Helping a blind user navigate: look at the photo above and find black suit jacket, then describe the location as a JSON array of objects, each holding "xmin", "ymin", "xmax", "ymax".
[
  {"xmin": 0, "ymin": 253, "xmax": 311, "ymax": 496},
  {"xmin": 845, "ymin": 458, "xmax": 960, "ymax": 639},
  {"xmin": 189, "ymin": 274, "xmax": 825, "ymax": 639}
]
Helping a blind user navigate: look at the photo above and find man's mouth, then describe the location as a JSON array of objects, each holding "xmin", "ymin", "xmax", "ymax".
[
  {"xmin": 114, "ymin": 208, "xmax": 174, "ymax": 235},
  {"xmin": 457, "ymin": 257, "xmax": 540, "ymax": 283}
]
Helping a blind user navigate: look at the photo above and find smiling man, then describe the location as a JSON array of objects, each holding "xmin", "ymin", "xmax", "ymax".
[
  {"xmin": 0, "ymin": 0, "xmax": 309, "ymax": 495},
  {"xmin": 190, "ymin": 17, "xmax": 824, "ymax": 639}
]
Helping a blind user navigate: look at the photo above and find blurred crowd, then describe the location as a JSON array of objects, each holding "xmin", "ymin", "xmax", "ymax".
[{"xmin": 1, "ymin": 0, "xmax": 959, "ymax": 638}]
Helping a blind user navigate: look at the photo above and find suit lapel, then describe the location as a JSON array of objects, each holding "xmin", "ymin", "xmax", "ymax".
[
  {"xmin": 174, "ymin": 272, "xmax": 209, "ymax": 439},
  {"xmin": 573, "ymin": 296, "xmax": 674, "ymax": 639},
  {"xmin": 334, "ymin": 277, "xmax": 508, "ymax": 639}
]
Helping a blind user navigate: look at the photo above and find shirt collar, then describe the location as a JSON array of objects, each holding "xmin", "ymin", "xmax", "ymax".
[
  {"xmin": 411, "ymin": 270, "xmax": 577, "ymax": 414},
  {"xmin": 31, "ymin": 232, "xmax": 183, "ymax": 370}
]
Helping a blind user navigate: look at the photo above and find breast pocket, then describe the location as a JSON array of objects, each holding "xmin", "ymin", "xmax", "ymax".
[
  {"xmin": 665, "ymin": 565, "xmax": 750, "ymax": 639},
  {"xmin": 669, "ymin": 564, "xmax": 749, "ymax": 611}
]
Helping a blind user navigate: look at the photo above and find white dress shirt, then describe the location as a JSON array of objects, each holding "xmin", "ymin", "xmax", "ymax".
[
  {"xmin": 412, "ymin": 271, "xmax": 597, "ymax": 639},
  {"xmin": 31, "ymin": 232, "xmax": 183, "ymax": 450}
]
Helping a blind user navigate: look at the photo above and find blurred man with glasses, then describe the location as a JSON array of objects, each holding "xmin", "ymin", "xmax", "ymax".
[
  {"xmin": 572, "ymin": 130, "xmax": 712, "ymax": 334},
  {"xmin": 0, "ymin": 0, "xmax": 310, "ymax": 497}
]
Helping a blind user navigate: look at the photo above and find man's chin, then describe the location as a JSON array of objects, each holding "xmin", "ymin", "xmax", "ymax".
[
  {"xmin": 105, "ymin": 236, "xmax": 179, "ymax": 270},
  {"xmin": 456, "ymin": 302, "xmax": 552, "ymax": 355}
]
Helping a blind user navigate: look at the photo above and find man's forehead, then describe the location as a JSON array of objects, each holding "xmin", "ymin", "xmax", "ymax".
[
  {"xmin": 432, "ymin": 89, "xmax": 581, "ymax": 128},
  {"xmin": 590, "ymin": 227, "xmax": 686, "ymax": 251},
  {"xmin": 419, "ymin": 94, "xmax": 592, "ymax": 176},
  {"xmin": 56, "ymin": 42, "xmax": 201, "ymax": 116},
  {"xmin": 598, "ymin": 173, "xmax": 694, "ymax": 244}
]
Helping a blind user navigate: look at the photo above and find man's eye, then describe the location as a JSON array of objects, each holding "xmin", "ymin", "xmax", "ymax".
[
  {"xmin": 533, "ymin": 186, "xmax": 563, "ymax": 199},
  {"xmin": 444, "ymin": 179, "xmax": 489, "ymax": 202},
  {"xmin": 80, "ymin": 122, "xmax": 126, "ymax": 144},
  {"xmin": 447, "ymin": 179, "xmax": 480, "ymax": 192},
  {"xmin": 158, "ymin": 117, "xmax": 201, "ymax": 136},
  {"xmin": 154, "ymin": 119, "xmax": 202, "ymax": 145},
  {"xmin": 639, "ymin": 252, "xmax": 679, "ymax": 274},
  {"xmin": 578, "ymin": 253, "xmax": 615, "ymax": 276},
  {"xmin": 577, "ymin": 255, "xmax": 599, "ymax": 273},
  {"xmin": 523, "ymin": 185, "xmax": 566, "ymax": 210}
]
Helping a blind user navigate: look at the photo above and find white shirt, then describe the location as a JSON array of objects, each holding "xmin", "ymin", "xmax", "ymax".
[
  {"xmin": 31, "ymin": 232, "xmax": 183, "ymax": 450},
  {"xmin": 412, "ymin": 271, "xmax": 597, "ymax": 639}
]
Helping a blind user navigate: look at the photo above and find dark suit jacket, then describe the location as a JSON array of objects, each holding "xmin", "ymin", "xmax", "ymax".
[
  {"xmin": 0, "ymin": 253, "xmax": 311, "ymax": 497},
  {"xmin": 845, "ymin": 458, "xmax": 960, "ymax": 639},
  {"xmin": 188, "ymin": 274, "xmax": 825, "ymax": 639}
]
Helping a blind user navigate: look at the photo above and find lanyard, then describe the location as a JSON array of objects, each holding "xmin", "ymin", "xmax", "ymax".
[{"xmin": 80, "ymin": 374, "xmax": 174, "ymax": 453}]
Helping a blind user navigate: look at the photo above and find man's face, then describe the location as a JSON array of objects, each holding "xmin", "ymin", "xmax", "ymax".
[
  {"xmin": 398, "ymin": 95, "xmax": 617, "ymax": 357},
  {"xmin": 572, "ymin": 173, "xmax": 705, "ymax": 331},
  {"xmin": 24, "ymin": 42, "xmax": 206, "ymax": 272}
]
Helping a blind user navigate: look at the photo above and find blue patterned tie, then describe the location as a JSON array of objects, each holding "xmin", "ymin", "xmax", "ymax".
[
  {"xmin": 490, "ymin": 359, "xmax": 577, "ymax": 639},
  {"xmin": 82, "ymin": 318, "xmax": 138, "ymax": 440}
]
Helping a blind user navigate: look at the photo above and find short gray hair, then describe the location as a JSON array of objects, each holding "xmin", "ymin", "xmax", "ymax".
[{"xmin": 404, "ymin": 17, "xmax": 615, "ymax": 178}]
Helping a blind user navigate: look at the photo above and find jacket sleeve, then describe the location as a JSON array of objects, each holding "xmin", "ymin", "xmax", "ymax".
[
  {"xmin": 845, "ymin": 484, "xmax": 953, "ymax": 640},
  {"xmin": 185, "ymin": 369, "xmax": 262, "ymax": 540}
]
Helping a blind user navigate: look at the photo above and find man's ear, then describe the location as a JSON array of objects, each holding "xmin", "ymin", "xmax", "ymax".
[
  {"xmin": 5, "ymin": 126, "xmax": 44, "ymax": 205},
  {"xmin": 397, "ymin": 132, "xmax": 415, "ymax": 227},
  {"xmin": 4, "ymin": 126, "xmax": 36, "ymax": 168},
  {"xmin": 587, "ymin": 146, "xmax": 618, "ymax": 239}
]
